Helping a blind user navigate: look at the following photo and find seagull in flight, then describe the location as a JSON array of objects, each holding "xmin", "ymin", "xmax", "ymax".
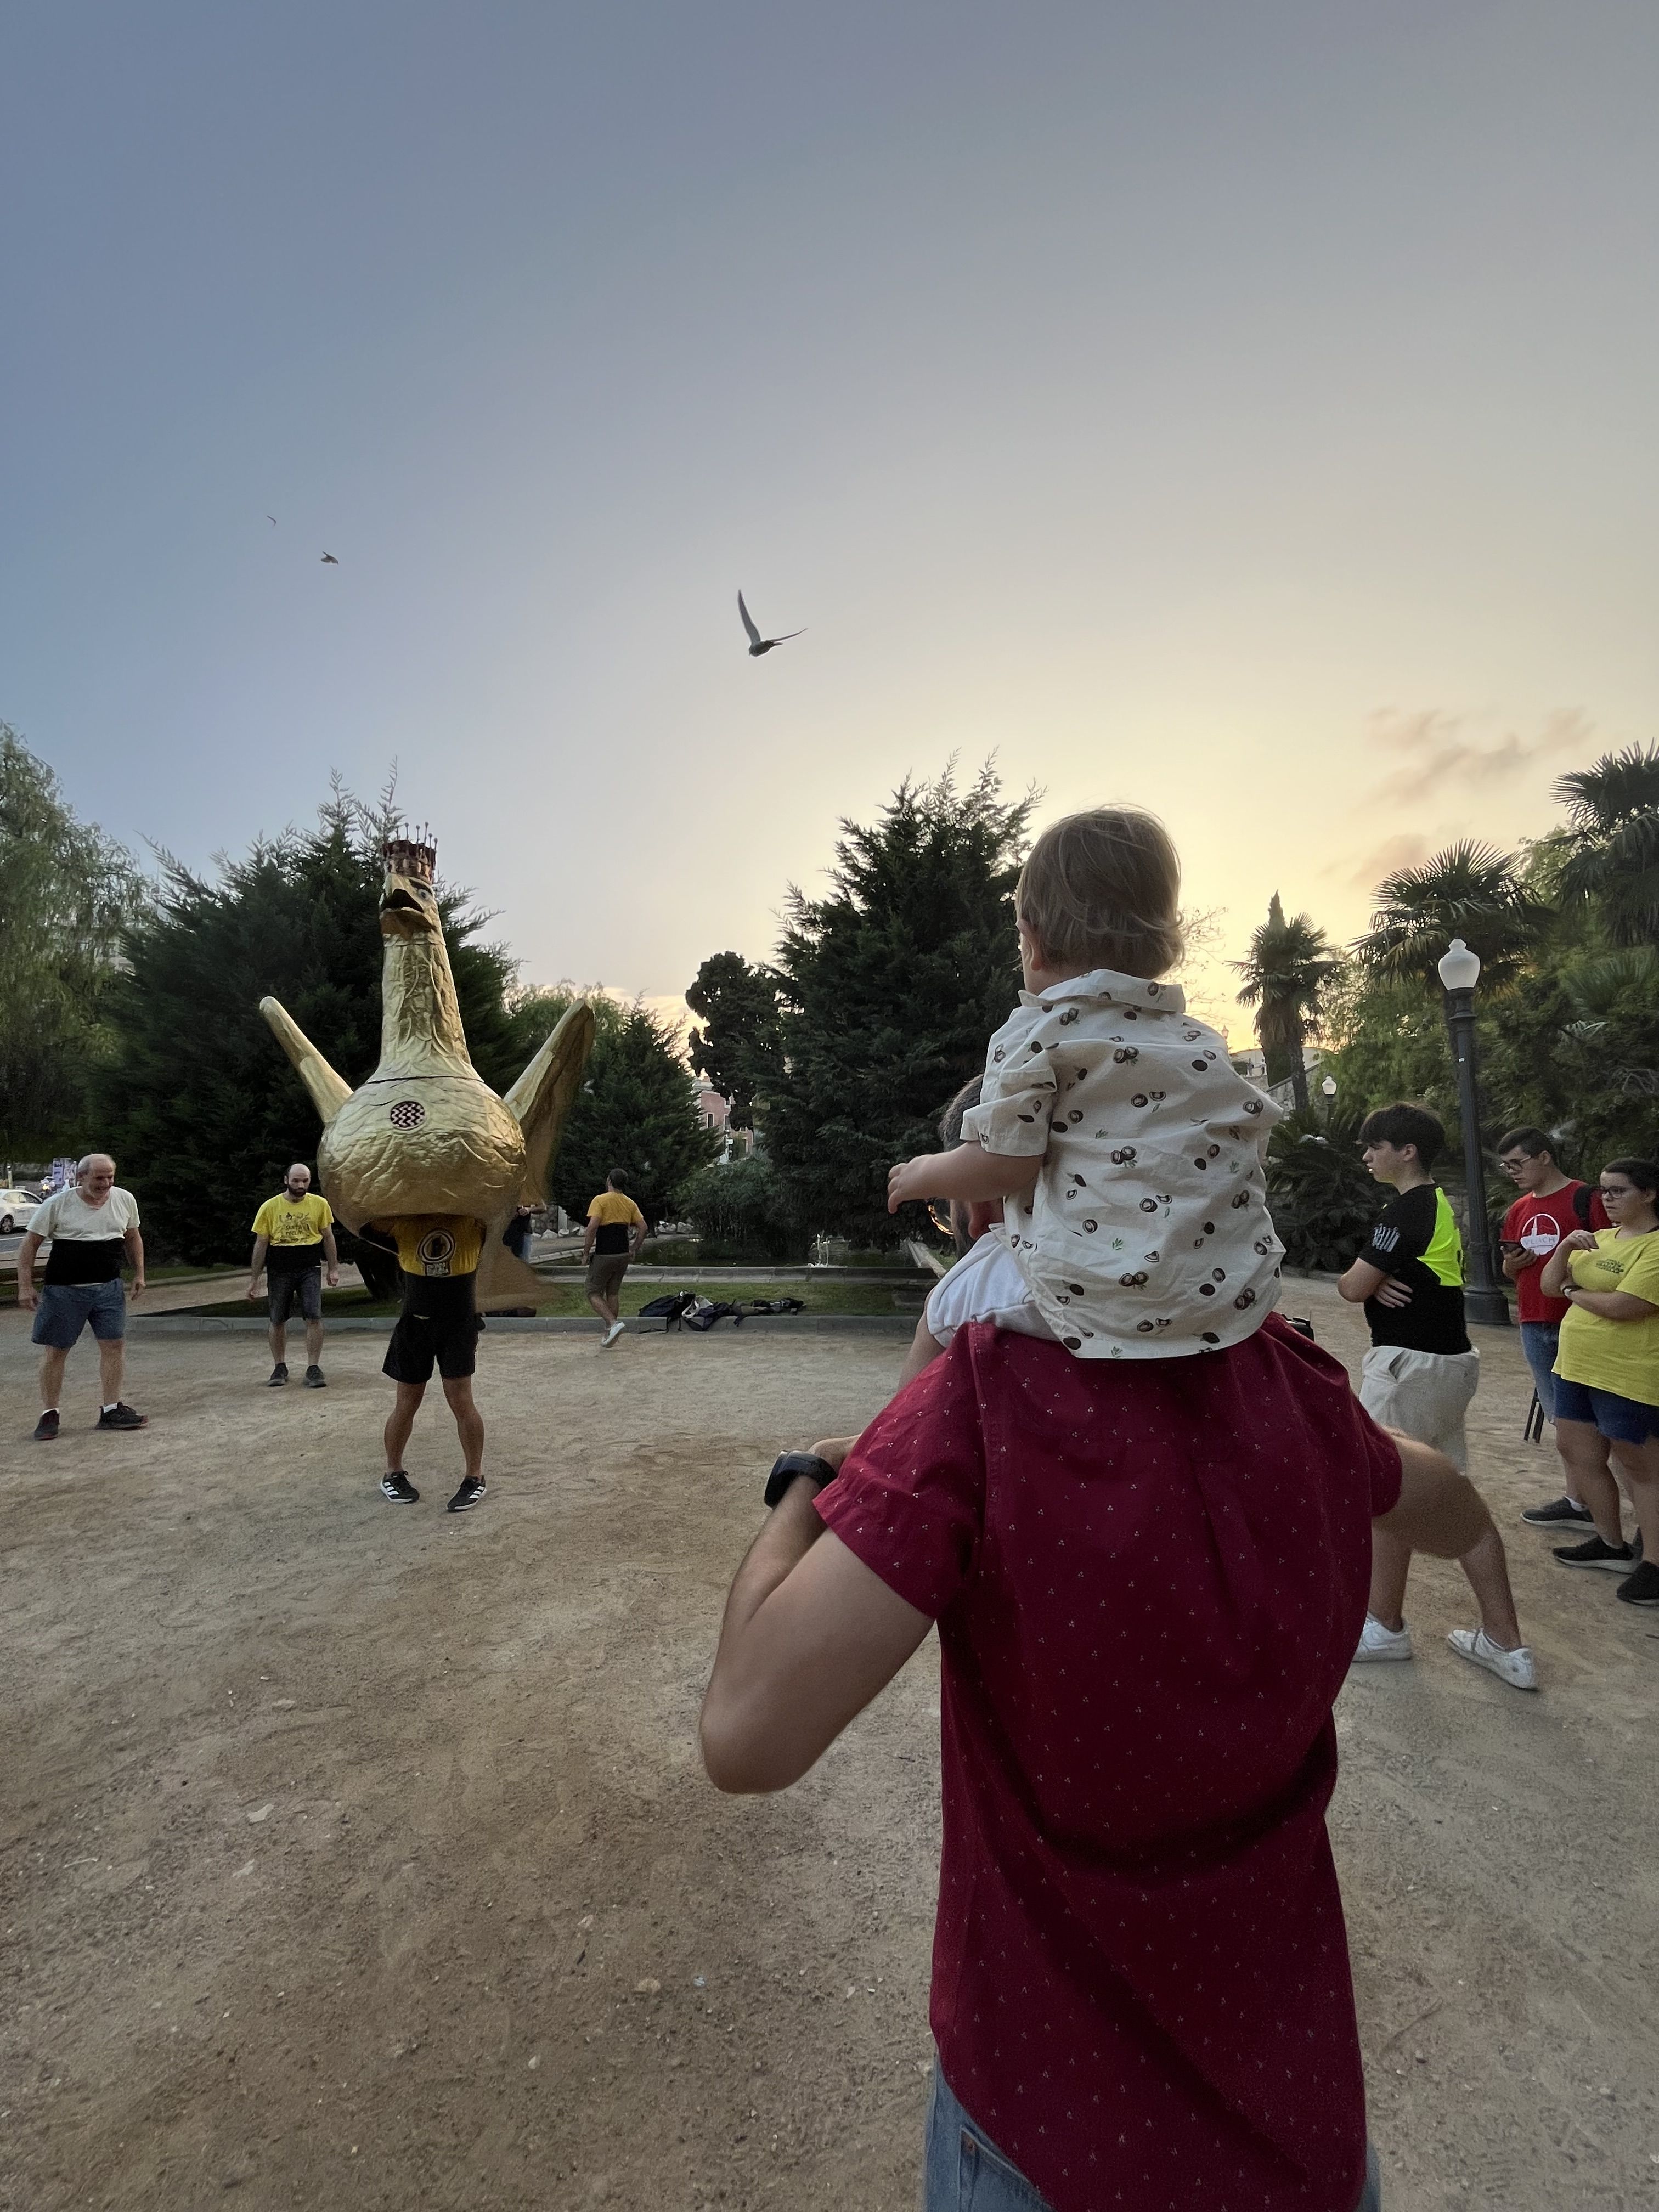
[
  {"xmin": 321, "ymin": 552, "xmax": 339, "ymax": 564},
  {"xmin": 737, "ymin": 590, "xmax": 804, "ymax": 657},
  {"xmin": 266, "ymin": 514, "xmax": 277, "ymax": 526}
]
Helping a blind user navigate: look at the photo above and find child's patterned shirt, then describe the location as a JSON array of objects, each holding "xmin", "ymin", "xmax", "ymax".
[{"xmin": 959, "ymin": 967, "xmax": 1284, "ymax": 1357}]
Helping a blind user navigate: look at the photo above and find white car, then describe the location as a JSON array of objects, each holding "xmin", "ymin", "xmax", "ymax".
[{"xmin": 0, "ymin": 1189, "xmax": 43, "ymax": 1235}]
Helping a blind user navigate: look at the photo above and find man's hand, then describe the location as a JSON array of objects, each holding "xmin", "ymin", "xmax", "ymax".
[
  {"xmin": 245, "ymin": 1280, "xmax": 262, "ymax": 1301},
  {"xmin": 326, "ymin": 1266, "xmax": 340, "ymax": 1288},
  {"xmin": 18, "ymin": 1282, "xmax": 37, "ymax": 1311},
  {"xmin": 129, "ymin": 1277, "xmax": 145, "ymax": 1303},
  {"xmin": 1370, "ymin": 1277, "xmax": 1413, "ymax": 1309},
  {"xmin": 888, "ymin": 1155, "xmax": 942, "ymax": 1213}
]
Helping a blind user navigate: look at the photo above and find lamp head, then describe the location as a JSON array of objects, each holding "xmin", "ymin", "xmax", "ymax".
[
  {"xmin": 1321, "ymin": 1075, "xmax": 1338, "ymax": 1098},
  {"xmin": 1437, "ymin": 938, "xmax": 1481, "ymax": 993}
]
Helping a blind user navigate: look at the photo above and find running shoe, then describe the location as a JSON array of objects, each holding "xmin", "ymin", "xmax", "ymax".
[
  {"xmin": 602, "ymin": 1320, "xmax": 626, "ymax": 1347},
  {"xmin": 303, "ymin": 1365, "xmax": 326, "ymax": 1388},
  {"xmin": 380, "ymin": 1471, "xmax": 420, "ymax": 1503},
  {"xmin": 1447, "ymin": 1628, "xmax": 1538, "ymax": 1691},
  {"xmin": 33, "ymin": 1409, "xmax": 60, "ymax": 1442},
  {"xmin": 96, "ymin": 1402, "xmax": 148, "ymax": 1430},
  {"xmin": 447, "ymin": 1475, "xmax": 487, "ymax": 1513},
  {"xmin": 1552, "ymin": 1534, "xmax": 1635, "ymax": 1572},
  {"xmin": 1350, "ymin": 1615, "xmax": 1413, "ymax": 1664},
  {"xmin": 1615, "ymin": 1560, "xmax": 1659, "ymax": 1607},
  {"xmin": 268, "ymin": 1362, "xmax": 289, "ymax": 1387},
  {"xmin": 1520, "ymin": 1495, "xmax": 1593, "ymax": 1527}
]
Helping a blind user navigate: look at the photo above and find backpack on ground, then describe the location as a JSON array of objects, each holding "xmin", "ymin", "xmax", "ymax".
[
  {"xmin": 637, "ymin": 1290, "xmax": 699, "ymax": 1327},
  {"xmin": 681, "ymin": 1297, "xmax": 744, "ymax": 1331},
  {"xmin": 735, "ymin": 1297, "xmax": 806, "ymax": 1321}
]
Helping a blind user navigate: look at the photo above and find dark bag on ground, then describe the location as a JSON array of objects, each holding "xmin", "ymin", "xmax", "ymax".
[
  {"xmin": 681, "ymin": 1297, "xmax": 744, "ymax": 1331},
  {"xmin": 736, "ymin": 1297, "xmax": 806, "ymax": 1320},
  {"xmin": 637, "ymin": 1291, "xmax": 700, "ymax": 1327}
]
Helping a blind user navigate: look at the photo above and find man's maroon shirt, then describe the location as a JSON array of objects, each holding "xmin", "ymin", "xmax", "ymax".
[{"xmin": 817, "ymin": 1313, "xmax": 1401, "ymax": 2212}]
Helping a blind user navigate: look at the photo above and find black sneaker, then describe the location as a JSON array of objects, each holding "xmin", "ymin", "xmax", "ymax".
[
  {"xmin": 268, "ymin": 1363, "xmax": 289, "ymax": 1387},
  {"xmin": 447, "ymin": 1475, "xmax": 487, "ymax": 1513},
  {"xmin": 97, "ymin": 1402, "xmax": 148, "ymax": 1431},
  {"xmin": 1616, "ymin": 1559, "xmax": 1659, "ymax": 1606},
  {"xmin": 303, "ymin": 1365, "xmax": 326, "ymax": 1388},
  {"xmin": 381, "ymin": 1471, "xmax": 420, "ymax": 1503},
  {"xmin": 1521, "ymin": 1494, "xmax": 1594, "ymax": 1527},
  {"xmin": 33, "ymin": 1409, "xmax": 60, "ymax": 1442},
  {"xmin": 1553, "ymin": 1534, "xmax": 1636, "ymax": 1572}
]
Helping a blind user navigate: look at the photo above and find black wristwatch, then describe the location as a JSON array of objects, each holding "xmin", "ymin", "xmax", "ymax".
[{"xmin": 763, "ymin": 1452, "xmax": 838, "ymax": 1509}]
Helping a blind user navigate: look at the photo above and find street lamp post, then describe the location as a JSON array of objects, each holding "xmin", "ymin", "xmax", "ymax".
[{"xmin": 1437, "ymin": 937, "xmax": 1510, "ymax": 1328}]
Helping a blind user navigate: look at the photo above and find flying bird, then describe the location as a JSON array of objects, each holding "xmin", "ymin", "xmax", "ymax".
[
  {"xmin": 321, "ymin": 552, "xmax": 339, "ymax": 564},
  {"xmin": 267, "ymin": 514, "xmax": 277, "ymax": 526},
  {"xmin": 737, "ymin": 590, "xmax": 804, "ymax": 657}
]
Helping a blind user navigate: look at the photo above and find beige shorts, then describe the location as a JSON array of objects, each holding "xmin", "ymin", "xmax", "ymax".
[
  {"xmin": 1359, "ymin": 1344, "xmax": 1480, "ymax": 1470},
  {"xmin": 586, "ymin": 1252, "xmax": 630, "ymax": 1297}
]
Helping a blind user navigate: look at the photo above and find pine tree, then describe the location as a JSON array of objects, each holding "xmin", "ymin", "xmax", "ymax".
[{"xmin": 763, "ymin": 764, "xmax": 1034, "ymax": 1246}]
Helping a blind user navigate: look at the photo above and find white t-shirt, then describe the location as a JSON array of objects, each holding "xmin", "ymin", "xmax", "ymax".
[
  {"xmin": 29, "ymin": 1186, "xmax": 141, "ymax": 1240},
  {"xmin": 923, "ymin": 1227, "xmax": 1051, "ymax": 1348}
]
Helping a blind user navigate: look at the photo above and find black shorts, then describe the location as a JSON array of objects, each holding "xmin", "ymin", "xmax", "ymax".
[
  {"xmin": 268, "ymin": 1264, "xmax": 323, "ymax": 1326},
  {"xmin": 382, "ymin": 1271, "xmax": 481, "ymax": 1385}
]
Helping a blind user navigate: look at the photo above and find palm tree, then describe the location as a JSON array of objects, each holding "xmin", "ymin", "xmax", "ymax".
[
  {"xmin": 1354, "ymin": 840, "xmax": 1543, "ymax": 988},
  {"xmin": 1235, "ymin": 894, "xmax": 1341, "ymax": 1109},
  {"xmin": 1554, "ymin": 744, "xmax": 1659, "ymax": 946}
]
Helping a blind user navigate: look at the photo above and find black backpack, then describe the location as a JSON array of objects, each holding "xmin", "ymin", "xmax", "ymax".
[{"xmin": 637, "ymin": 1290, "xmax": 699, "ymax": 1326}]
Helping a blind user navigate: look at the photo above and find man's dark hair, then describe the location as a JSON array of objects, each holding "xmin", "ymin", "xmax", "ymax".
[
  {"xmin": 1601, "ymin": 1156, "xmax": 1659, "ymax": 1200},
  {"xmin": 1358, "ymin": 1102, "xmax": 1445, "ymax": 1169},
  {"xmin": 1496, "ymin": 1125, "xmax": 1555, "ymax": 1161},
  {"xmin": 939, "ymin": 1075, "xmax": 984, "ymax": 1148},
  {"xmin": 607, "ymin": 1169, "xmax": 629, "ymax": 1191}
]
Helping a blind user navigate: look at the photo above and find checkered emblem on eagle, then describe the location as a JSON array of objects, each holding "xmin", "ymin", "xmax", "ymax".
[{"xmin": 388, "ymin": 1099, "xmax": 427, "ymax": 1130}]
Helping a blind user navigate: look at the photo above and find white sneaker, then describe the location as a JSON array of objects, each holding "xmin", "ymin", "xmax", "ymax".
[
  {"xmin": 1448, "ymin": 1628, "xmax": 1538, "ymax": 1692},
  {"xmin": 602, "ymin": 1320, "xmax": 625, "ymax": 1347},
  {"xmin": 1351, "ymin": 1614, "xmax": 1414, "ymax": 1665}
]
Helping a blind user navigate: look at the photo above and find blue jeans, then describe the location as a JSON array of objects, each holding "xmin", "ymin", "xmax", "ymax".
[
  {"xmin": 923, "ymin": 2058, "xmax": 1382, "ymax": 2211},
  {"xmin": 1519, "ymin": 1322, "xmax": 1560, "ymax": 1421}
]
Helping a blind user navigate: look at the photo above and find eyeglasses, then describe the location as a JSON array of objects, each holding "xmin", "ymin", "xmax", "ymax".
[{"xmin": 927, "ymin": 1201, "xmax": 956, "ymax": 1240}]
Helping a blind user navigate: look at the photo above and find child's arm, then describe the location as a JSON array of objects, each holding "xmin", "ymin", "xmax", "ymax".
[{"xmin": 888, "ymin": 1141, "xmax": 1041, "ymax": 1214}]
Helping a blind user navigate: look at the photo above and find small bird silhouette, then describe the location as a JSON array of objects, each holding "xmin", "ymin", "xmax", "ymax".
[
  {"xmin": 321, "ymin": 552, "xmax": 339, "ymax": 565},
  {"xmin": 266, "ymin": 514, "xmax": 277, "ymax": 526},
  {"xmin": 737, "ymin": 590, "xmax": 804, "ymax": 657}
]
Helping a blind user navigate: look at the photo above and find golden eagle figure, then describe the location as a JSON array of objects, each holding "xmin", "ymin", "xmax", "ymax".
[{"xmin": 258, "ymin": 831, "xmax": 594, "ymax": 1309}]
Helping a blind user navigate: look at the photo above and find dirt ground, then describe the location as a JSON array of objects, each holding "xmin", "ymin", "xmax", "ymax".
[{"xmin": 3, "ymin": 1284, "xmax": 1656, "ymax": 2212}]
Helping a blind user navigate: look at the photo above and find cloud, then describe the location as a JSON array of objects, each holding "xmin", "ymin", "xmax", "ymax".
[
  {"xmin": 1333, "ymin": 832, "xmax": 1434, "ymax": 895},
  {"xmin": 1358, "ymin": 707, "xmax": 1593, "ymax": 808}
]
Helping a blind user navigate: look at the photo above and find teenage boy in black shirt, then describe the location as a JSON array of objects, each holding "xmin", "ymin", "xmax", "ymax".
[{"xmin": 1338, "ymin": 1102, "xmax": 1535, "ymax": 1691}]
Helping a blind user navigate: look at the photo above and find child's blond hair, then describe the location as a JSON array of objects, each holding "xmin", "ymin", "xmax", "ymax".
[{"xmin": 1015, "ymin": 808, "xmax": 1183, "ymax": 979}]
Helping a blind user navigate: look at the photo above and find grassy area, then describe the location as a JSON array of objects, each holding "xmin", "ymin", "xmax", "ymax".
[{"xmin": 167, "ymin": 1277, "xmax": 926, "ymax": 1321}]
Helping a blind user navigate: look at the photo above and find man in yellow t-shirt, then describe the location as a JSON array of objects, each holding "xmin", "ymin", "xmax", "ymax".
[
  {"xmin": 375, "ymin": 1212, "xmax": 489, "ymax": 1514},
  {"xmin": 247, "ymin": 1165, "xmax": 339, "ymax": 1386},
  {"xmin": 584, "ymin": 1170, "xmax": 646, "ymax": 1346}
]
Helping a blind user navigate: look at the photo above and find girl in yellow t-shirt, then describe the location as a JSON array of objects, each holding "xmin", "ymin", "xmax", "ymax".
[{"xmin": 1539, "ymin": 1156, "xmax": 1659, "ymax": 1606}]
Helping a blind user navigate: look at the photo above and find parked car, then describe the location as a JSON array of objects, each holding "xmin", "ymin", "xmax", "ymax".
[{"xmin": 0, "ymin": 1188, "xmax": 43, "ymax": 1234}]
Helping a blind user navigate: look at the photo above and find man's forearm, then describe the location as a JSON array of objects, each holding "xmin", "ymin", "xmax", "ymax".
[
  {"xmin": 17, "ymin": 1233, "xmax": 41, "ymax": 1298},
  {"xmin": 718, "ymin": 1481, "xmax": 828, "ymax": 1646},
  {"xmin": 321, "ymin": 1230, "xmax": 338, "ymax": 1267},
  {"xmin": 127, "ymin": 1231, "xmax": 145, "ymax": 1286}
]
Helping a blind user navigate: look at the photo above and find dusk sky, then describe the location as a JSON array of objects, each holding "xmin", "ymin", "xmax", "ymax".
[{"xmin": 5, "ymin": 3, "xmax": 1656, "ymax": 1038}]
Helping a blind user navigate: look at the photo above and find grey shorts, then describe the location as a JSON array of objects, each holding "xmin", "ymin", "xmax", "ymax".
[
  {"xmin": 586, "ymin": 1252, "xmax": 630, "ymax": 1297},
  {"xmin": 268, "ymin": 1267, "xmax": 323, "ymax": 1325},
  {"xmin": 32, "ymin": 1279, "xmax": 127, "ymax": 1348},
  {"xmin": 1359, "ymin": 1344, "xmax": 1480, "ymax": 1470}
]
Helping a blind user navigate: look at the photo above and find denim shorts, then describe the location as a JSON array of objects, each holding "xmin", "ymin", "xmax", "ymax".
[
  {"xmin": 268, "ymin": 1266, "xmax": 323, "ymax": 1326},
  {"xmin": 1551, "ymin": 1375, "xmax": 1659, "ymax": 1446},
  {"xmin": 1519, "ymin": 1322, "xmax": 1560, "ymax": 1420},
  {"xmin": 922, "ymin": 2057, "xmax": 1381, "ymax": 2211},
  {"xmin": 31, "ymin": 1279, "xmax": 127, "ymax": 1349}
]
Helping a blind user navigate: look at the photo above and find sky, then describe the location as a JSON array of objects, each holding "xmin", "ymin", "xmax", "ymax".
[{"xmin": 4, "ymin": 2, "xmax": 1656, "ymax": 1042}]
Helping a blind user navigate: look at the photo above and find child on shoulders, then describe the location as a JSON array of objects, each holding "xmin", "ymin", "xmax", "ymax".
[{"xmin": 887, "ymin": 807, "xmax": 1283, "ymax": 1359}]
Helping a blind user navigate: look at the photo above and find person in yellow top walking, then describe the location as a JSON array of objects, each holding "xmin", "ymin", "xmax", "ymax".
[
  {"xmin": 247, "ymin": 1164, "xmax": 340, "ymax": 1387},
  {"xmin": 584, "ymin": 1170, "xmax": 646, "ymax": 1346},
  {"xmin": 1539, "ymin": 1156, "xmax": 1659, "ymax": 1606}
]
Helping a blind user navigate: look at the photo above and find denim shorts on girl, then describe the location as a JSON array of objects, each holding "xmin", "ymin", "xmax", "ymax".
[{"xmin": 1551, "ymin": 1375, "xmax": 1659, "ymax": 1444}]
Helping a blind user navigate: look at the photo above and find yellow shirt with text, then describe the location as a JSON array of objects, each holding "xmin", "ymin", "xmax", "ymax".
[
  {"xmin": 386, "ymin": 1215, "xmax": 484, "ymax": 1279},
  {"xmin": 251, "ymin": 1192, "xmax": 334, "ymax": 1248},
  {"xmin": 1556, "ymin": 1229, "xmax": 1659, "ymax": 1405}
]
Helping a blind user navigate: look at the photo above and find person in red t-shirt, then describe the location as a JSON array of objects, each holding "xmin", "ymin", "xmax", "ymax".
[
  {"xmin": 702, "ymin": 1318, "xmax": 1514, "ymax": 2212},
  {"xmin": 1497, "ymin": 1125, "xmax": 1610, "ymax": 1527}
]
